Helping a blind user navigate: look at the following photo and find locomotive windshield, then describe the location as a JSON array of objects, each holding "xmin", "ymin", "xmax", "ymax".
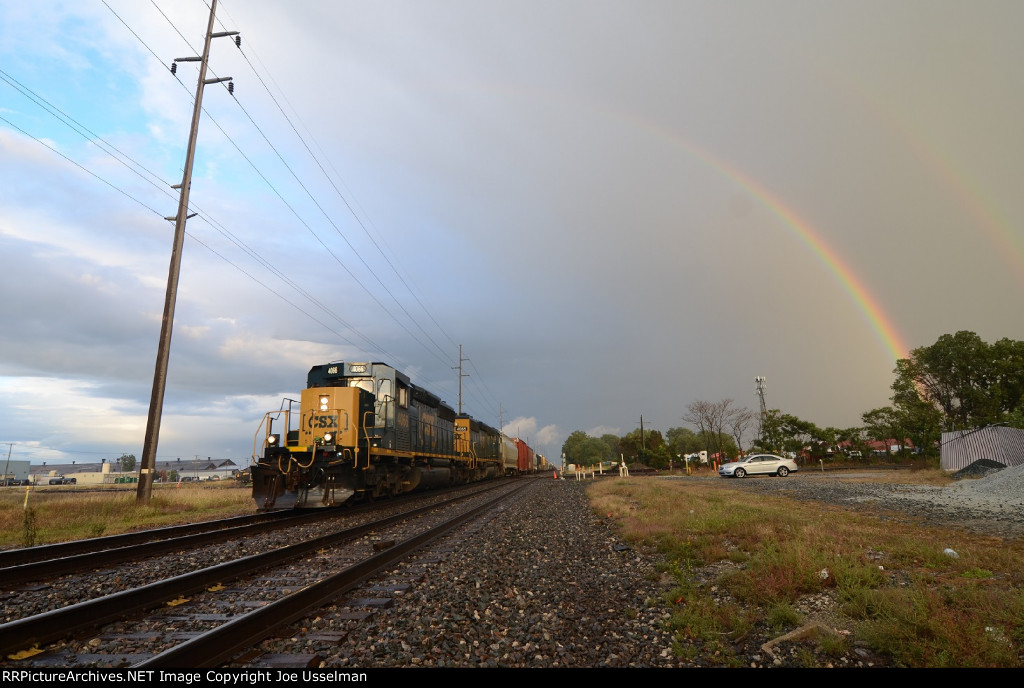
[{"xmin": 346, "ymin": 377, "xmax": 374, "ymax": 394}]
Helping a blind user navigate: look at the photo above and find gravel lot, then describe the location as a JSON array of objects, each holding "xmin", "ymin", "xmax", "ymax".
[{"xmin": 707, "ymin": 464, "xmax": 1024, "ymax": 539}]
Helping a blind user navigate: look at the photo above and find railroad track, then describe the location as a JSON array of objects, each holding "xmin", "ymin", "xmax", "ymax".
[
  {"xmin": 0, "ymin": 479, "xmax": 531, "ymax": 668},
  {"xmin": 0, "ymin": 511, "xmax": 312, "ymax": 585},
  {"xmin": 0, "ymin": 481, "xmax": 511, "ymax": 586}
]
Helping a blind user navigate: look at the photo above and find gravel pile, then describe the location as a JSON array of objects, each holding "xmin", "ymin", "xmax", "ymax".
[
  {"xmin": 951, "ymin": 459, "xmax": 1007, "ymax": 480},
  {"xmin": 950, "ymin": 461, "xmax": 1024, "ymax": 497}
]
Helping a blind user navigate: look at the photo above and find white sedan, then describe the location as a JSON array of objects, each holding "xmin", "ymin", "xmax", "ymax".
[{"xmin": 718, "ymin": 454, "xmax": 798, "ymax": 478}]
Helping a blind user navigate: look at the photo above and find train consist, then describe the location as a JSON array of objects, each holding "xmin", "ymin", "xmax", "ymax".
[{"xmin": 251, "ymin": 361, "xmax": 545, "ymax": 509}]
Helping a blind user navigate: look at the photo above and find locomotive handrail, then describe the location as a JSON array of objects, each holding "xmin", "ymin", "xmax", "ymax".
[
  {"xmin": 251, "ymin": 412, "xmax": 272, "ymax": 461},
  {"xmin": 252, "ymin": 409, "xmax": 293, "ymax": 461},
  {"xmin": 360, "ymin": 410, "xmax": 376, "ymax": 468}
]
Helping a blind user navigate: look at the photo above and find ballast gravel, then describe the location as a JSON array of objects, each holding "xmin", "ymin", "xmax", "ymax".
[{"xmin": 282, "ymin": 479, "xmax": 682, "ymax": 668}]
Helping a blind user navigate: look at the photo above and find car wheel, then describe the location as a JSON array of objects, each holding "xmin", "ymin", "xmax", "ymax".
[
  {"xmin": 777, "ymin": 466, "xmax": 789, "ymax": 477},
  {"xmin": 734, "ymin": 468, "xmax": 746, "ymax": 478}
]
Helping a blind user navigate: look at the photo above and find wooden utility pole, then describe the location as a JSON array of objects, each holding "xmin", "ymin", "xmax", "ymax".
[{"xmin": 137, "ymin": 0, "xmax": 237, "ymax": 504}]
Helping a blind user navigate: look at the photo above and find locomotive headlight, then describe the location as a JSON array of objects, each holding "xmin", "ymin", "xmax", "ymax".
[{"xmin": 319, "ymin": 395, "xmax": 329, "ymax": 411}]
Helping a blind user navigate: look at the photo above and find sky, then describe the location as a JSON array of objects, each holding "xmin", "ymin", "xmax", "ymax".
[{"xmin": 1, "ymin": 0, "xmax": 1022, "ymax": 467}]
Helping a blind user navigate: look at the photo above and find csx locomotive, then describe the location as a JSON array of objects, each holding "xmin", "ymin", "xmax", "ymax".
[{"xmin": 251, "ymin": 361, "xmax": 522, "ymax": 509}]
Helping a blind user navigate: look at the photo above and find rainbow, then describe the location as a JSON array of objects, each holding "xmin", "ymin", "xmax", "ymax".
[
  {"xmin": 642, "ymin": 127, "xmax": 910, "ymax": 362},
  {"xmin": 441, "ymin": 82, "xmax": 912, "ymax": 361},
  {"xmin": 835, "ymin": 73, "xmax": 1024, "ymax": 290}
]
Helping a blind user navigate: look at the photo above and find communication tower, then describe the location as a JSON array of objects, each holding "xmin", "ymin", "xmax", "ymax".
[{"xmin": 755, "ymin": 376, "xmax": 768, "ymax": 442}]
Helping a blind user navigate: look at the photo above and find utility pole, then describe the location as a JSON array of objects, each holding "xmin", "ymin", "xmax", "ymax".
[
  {"xmin": 137, "ymin": 0, "xmax": 239, "ymax": 504},
  {"xmin": 2, "ymin": 443, "xmax": 12, "ymax": 484},
  {"xmin": 453, "ymin": 345, "xmax": 469, "ymax": 414}
]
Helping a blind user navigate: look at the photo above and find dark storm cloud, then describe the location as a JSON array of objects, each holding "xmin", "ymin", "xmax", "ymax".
[{"xmin": 1, "ymin": 1, "xmax": 1022, "ymax": 463}]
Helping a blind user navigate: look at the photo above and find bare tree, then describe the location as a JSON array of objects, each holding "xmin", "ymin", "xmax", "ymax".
[
  {"xmin": 683, "ymin": 399, "xmax": 728, "ymax": 460},
  {"xmin": 683, "ymin": 399, "xmax": 757, "ymax": 459},
  {"xmin": 728, "ymin": 407, "xmax": 755, "ymax": 453}
]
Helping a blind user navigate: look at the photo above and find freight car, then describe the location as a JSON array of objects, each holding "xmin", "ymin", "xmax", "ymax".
[
  {"xmin": 251, "ymin": 361, "xmax": 506, "ymax": 509},
  {"xmin": 539, "ymin": 453, "xmax": 551, "ymax": 472},
  {"xmin": 514, "ymin": 438, "xmax": 535, "ymax": 473}
]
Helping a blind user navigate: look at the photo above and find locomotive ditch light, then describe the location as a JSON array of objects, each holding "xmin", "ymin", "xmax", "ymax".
[
  {"xmin": 267, "ymin": 435, "xmax": 277, "ymax": 445},
  {"xmin": 323, "ymin": 433, "xmax": 333, "ymax": 443}
]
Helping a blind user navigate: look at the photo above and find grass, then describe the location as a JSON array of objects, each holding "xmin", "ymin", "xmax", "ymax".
[
  {"xmin": 588, "ymin": 475, "xmax": 1024, "ymax": 667},
  {"xmin": 0, "ymin": 483, "xmax": 256, "ymax": 547}
]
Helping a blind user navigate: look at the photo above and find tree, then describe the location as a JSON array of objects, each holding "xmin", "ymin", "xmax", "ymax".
[
  {"xmin": 682, "ymin": 399, "xmax": 751, "ymax": 461},
  {"xmin": 750, "ymin": 411, "xmax": 829, "ymax": 462},
  {"xmin": 894, "ymin": 331, "xmax": 1024, "ymax": 430},
  {"xmin": 618, "ymin": 428, "xmax": 670, "ymax": 468},
  {"xmin": 561, "ymin": 431, "xmax": 612, "ymax": 467},
  {"xmin": 728, "ymin": 407, "xmax": 756, "ymax": 454},
  {"xmin": 666, "ymin": 427, "xmax": 703, "ymax": 456},
  {"xmin": 118, "ymin": 453, "xmax": 136, "ymax": 472},
  {"xmin": 757, "ymin": 409, "xmax": 786, "ymax": 453},
  {"xmin": 861, "ymin": 407, "xmax": 902, "ymax": 456},
  {"xmin": 599, "ymin": 434, "xmax": 621, "ymax": 457},
  {"xmin": 861, "ymin": 401, "xmax": 942, "ymax": 459}
]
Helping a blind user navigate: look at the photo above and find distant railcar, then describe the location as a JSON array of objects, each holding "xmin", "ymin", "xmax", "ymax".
[{"xmin": 501, "ymin": 434, "xmax": 519, "ymax": 475}]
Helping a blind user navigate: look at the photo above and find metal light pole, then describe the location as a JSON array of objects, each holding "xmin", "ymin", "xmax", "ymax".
[{"xmin": 137, "ymin": 0, "xmax": 237, "ymax": 504}]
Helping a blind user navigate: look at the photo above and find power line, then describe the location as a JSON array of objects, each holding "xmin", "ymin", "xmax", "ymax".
[
  {"xmin": 0, "ymin": 66, "xmax": 390, "ymax": 358},
  {"xmin": 146, "ymin": 1, "xmax": 452, "ymax": 368}
]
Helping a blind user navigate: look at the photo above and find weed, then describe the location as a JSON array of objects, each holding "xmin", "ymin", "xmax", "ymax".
[
  {"xmin": 22, "ymin": 506, "xmax": 37, "ymax": 547},
  {"xmin": 817, "ymin": 631, "xmax": 848, "ymax": 657},
  {"xmin": 795, "ymin": 647, "xmax": 820, "ymax": 667},
  {"xmin": 766, "ymin": 602, "xmax": 802, "ymax": 631},
  {"xmin": 671, "ymin": 639, "xmax": 698, "ymax": 662},
  {"xmin": 960, "ymin": 568, "xmax": 994, "ymax": 579}
]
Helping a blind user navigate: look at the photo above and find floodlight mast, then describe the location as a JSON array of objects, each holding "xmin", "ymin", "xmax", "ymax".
[{"xmin": 137, "ymin": 0, "xmax": 237, "ymax": 504}]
